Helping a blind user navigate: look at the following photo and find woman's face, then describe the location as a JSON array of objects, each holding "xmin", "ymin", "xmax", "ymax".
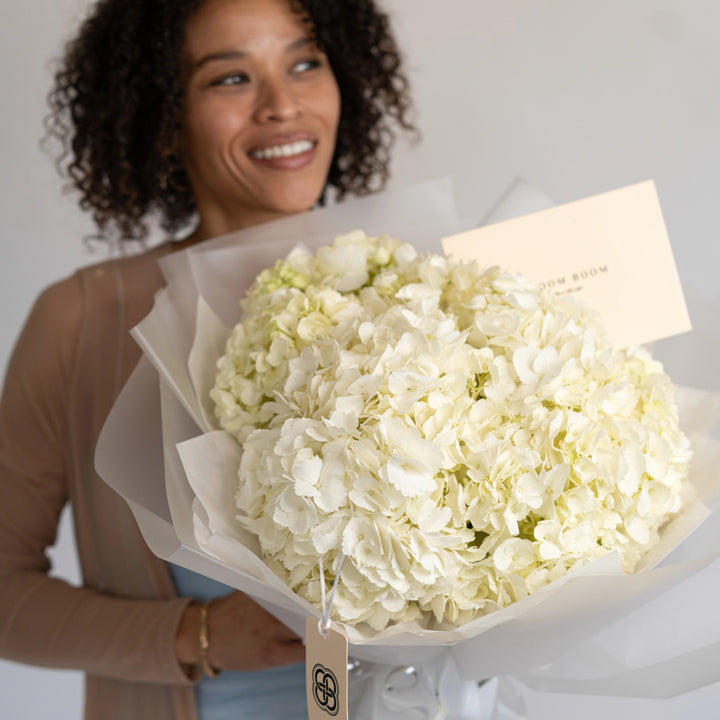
[{"xmin": 180, "ymin": 0, "xmax": 341, "ymax": 237}]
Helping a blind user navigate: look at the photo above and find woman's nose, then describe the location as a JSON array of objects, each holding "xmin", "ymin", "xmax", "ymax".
[{"xmin": 254, "ymin": 78, "xmax": 301, "ymax": 123}]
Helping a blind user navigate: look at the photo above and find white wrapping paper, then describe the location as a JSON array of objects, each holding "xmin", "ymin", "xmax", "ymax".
[{"xmin": 96, "ymin": 178, "xmax": 720, "ymax": 699}]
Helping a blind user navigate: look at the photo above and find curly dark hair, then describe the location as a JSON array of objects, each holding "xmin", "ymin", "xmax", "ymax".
[{"xmin": 45, "ymin": 0, "xmax": 417, "ymax": 243}]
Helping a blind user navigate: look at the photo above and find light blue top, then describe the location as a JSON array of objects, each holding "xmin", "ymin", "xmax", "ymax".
[{"xmin": 167, "ymin": 564, "xmax": 308, "ymax": 720}]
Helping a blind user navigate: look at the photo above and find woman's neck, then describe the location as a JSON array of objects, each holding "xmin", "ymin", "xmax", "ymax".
[{"xmin": 176, "ymin": 210, "xmax": 287, "ymax": 250}]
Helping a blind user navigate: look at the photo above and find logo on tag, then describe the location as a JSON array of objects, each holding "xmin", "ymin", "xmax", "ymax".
[
  {"xmin": 306, "ymin": 618, "xmax": 348, "ymax": 720},
  {"xmin": 312, "ymin": 663, "xmax": 339, "ymax": 716}
]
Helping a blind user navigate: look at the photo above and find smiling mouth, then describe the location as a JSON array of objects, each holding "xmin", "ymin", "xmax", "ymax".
[{"xmin": 248, "ymin": 140, "xmax": 316, "ymax": 160}]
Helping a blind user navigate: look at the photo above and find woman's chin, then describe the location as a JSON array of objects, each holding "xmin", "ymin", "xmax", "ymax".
[{"xmin": 263, "ymin": 188, "xmax": 326, "ymax": 219}]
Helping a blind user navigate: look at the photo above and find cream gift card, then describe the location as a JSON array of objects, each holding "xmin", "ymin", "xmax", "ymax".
[{"xmin": 441, "ymin": 180, "xmax": 691, "ymax": 348}]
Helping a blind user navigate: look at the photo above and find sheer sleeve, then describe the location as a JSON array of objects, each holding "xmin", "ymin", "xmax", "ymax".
[{"xmin": 0, "ymin": 274, "xmax": 196, "ymax": 685}]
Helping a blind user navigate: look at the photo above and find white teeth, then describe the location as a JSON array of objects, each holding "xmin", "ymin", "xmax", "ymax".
[{"xmin": 250, "ymin": 140, "xmax": 314, "ymax": 159}]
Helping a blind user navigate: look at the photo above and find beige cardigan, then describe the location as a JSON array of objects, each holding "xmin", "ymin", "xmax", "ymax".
[{"xmin": 0, "ymin": 244, "xmax": 198, "ymax": 720}]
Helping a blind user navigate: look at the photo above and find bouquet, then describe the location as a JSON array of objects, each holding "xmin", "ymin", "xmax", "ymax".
[
  {"xmin": 210, "ymin": 230, "xmax": 691, "ymax": 632},
  {"xmin": 97, "ymin": 181, "xmax": 720, "ymax": 712}
]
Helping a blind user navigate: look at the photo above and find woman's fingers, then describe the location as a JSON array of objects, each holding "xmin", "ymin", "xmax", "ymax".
[
  {"xmin": 266, "ymin": 637, "xmax": 307, "ymax": 667},
  {"xmin": 208, "ymin": 592, "xmax": 305, "ymax": 672}
]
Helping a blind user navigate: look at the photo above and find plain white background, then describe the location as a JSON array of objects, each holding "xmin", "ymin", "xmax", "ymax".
[{"xmin": 1, "ymin": 0, "xmax": 719, "ymax": 717}]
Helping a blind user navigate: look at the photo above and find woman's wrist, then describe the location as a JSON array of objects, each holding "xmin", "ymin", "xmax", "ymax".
[
  {"xmin": 174, "ymin": 601, "xmax": 202, "ymax": 668},
  {"xmin": 174, "ymin": 600, "xmax": 222, "ymax": 678}
]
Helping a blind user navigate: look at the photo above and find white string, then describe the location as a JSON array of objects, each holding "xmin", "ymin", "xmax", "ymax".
[
  {"xmin": 319, "ymin": 556, "xmax": 327, "ymax": 618},
  {"xmin": 318, "ymin": 553, "xmax": 345, "ymax": 637}
]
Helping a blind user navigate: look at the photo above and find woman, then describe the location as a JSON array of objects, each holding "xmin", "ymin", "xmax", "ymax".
[{"xmin": 0, "ymin": 0, "xmax": 414, "ymax": 718}]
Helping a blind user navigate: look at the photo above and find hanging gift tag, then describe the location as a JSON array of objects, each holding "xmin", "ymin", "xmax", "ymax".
[{"xmin": 306, "ymin": 616, "xmax": 348, "ymax": 720}]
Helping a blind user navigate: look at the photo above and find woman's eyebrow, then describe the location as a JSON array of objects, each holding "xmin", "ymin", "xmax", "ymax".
[
  {"xmin": 192, "ymin": 37, "xmax": 314, "ymax": 72},
  {"xmin": 193, "ymin": 49, "xmax": 247, "ymax": 71}
]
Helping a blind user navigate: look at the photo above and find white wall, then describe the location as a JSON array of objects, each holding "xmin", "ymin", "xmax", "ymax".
[{"xmin": 1, "ymin": 1, "xmax": 719, "ymax": 718}]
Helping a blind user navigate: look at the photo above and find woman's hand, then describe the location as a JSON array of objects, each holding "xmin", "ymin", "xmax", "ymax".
[{"xmin": 175, "ymin": 592, "xmax": 305, "ymax": 674}]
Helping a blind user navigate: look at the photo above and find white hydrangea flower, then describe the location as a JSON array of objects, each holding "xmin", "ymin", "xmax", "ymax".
[{"xmin": 210, "ymin": 231, "xmax": 691, "ymax": 630}]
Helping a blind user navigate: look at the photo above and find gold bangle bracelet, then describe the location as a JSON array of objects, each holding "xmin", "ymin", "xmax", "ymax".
[{"xmin": 199, "ymin": 601, "xmax": 220, "ymax": 679}]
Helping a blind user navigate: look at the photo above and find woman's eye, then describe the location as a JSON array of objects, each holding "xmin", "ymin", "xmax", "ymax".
[
  {"xmin": 213, "ymin": 73, "xmax": 249, "ymax": 87},
  {"xmin": 291, "ymin": 59, "xmax": 321, "ymax": 74}
]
